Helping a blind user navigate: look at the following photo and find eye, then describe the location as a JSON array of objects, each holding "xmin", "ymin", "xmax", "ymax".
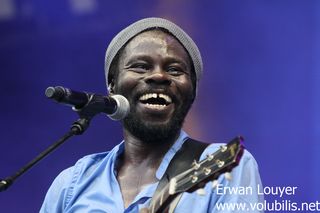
[
  {"xmin": 129, "ymin": 63, "xmax": 151, "ymax": 73},
  {"xmin": 167, "ymin": 66, "xmax": 184, "ymax": 76}
]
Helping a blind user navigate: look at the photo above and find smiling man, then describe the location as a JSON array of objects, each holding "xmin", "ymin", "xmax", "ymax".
[{"xmin": 41, "ymin": 18, "xmax": 264, "ymax": 213}]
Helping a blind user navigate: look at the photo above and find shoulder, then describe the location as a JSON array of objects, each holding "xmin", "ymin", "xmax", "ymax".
[
  {"xmin": 200, "ymin": 142, "xmax": 261, "ymax": 180},
  {"xmin": 187, "ymin": 138, "xmax": 262, "ymax": 185},
  {"xmin": 40, "ymin": 151, "xmax": 110, "ymax": 212},
  {"xmin": 204, "ymin": 142, "xmax": 259, "ymax": 166},
  {"xmin": 174, "ymin": 140, "xmax": 264, "ymax": 212},
  {"xmin": 74, "ymin": 151, "xmax": 111, "ymax": 171},
  {"xmin": 62, "ymin": 151, "xmax": 110, "ymax": 181},
  {"xmin": 202, "ymin": 141, "xmax": 264, "ymax": 203},
  {"xmin": 62, "ymin": 151, "xmax": 111, "ymax": 181},
  {"xmin": 46, "ymin": 151, "xmax": 110, "ymax": 188}
]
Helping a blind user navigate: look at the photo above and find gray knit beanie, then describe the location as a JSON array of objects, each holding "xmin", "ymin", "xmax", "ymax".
[{"xmin": 105, "ymin": 17, "xmax": 203, "ymax": 94}]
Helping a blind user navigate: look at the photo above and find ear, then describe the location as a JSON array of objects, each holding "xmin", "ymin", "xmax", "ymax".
[{"xmin": 108, "ymin": 80, "xmax": 115, "ymax": 95}]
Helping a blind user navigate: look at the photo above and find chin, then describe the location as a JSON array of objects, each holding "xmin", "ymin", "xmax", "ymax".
[
  {"xmin": 123, "ymin": 113, "xmax": 184, "ymax": 144},
  {"xmin": 123, "ymin": 97, "xmax": 193, "ymax": 143}
]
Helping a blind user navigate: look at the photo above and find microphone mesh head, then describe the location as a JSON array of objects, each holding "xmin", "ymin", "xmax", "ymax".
[{"xmin": 107, "ymin": 95, "xmax": 130, "ymax": 120}]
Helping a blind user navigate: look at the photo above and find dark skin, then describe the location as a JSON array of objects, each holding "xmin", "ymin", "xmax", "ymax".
[{"xmin": 110, "ymin": 30, "xmax": 194, "ymax": 208}]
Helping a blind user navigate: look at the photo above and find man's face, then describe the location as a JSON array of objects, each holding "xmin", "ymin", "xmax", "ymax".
[{"xmin": 112, "ymin": 30, "xmax": 195, "ymax": 142}]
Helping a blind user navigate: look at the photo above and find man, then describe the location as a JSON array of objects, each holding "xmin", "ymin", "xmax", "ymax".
[{"xmin": 41, "ymin": 17, "xmax": 263, "ymax": 212}]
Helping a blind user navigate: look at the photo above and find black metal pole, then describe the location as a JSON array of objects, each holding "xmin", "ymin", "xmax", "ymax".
[{"xmin": 0, "ymin": 118, "xmax": 90, "ymax": 192}]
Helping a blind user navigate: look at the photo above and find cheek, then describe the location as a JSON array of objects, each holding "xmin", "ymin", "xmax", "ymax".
[
  {"xmin": 174, "ymin": 77, "xmax": 194, "ymax": 98},
  {"xmin": 114, "ymin": 73, "xmax": 140, "ymax": 95}
]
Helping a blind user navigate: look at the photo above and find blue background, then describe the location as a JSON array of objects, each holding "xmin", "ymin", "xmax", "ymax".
[{"xmin": 0, "ymin": 0, "xmax": 319, "ymax": 212}]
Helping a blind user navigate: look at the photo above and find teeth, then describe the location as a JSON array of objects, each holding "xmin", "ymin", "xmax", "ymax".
[
  {"xmin": 159, "ymin": 94, "xmax": 172, "ymax": 103},
  {"xmin": 139, "ymin": 93, "xmax": 172, "ymax": 104},
  {"xmin": 145, "ymin": 103, "xmax": 167, "ymax": 109}
]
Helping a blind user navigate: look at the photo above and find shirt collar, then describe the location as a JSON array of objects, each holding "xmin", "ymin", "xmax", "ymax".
[
  {"xmin": 155, "ymin": 130, "xmax": 189, "ymax": 179},
  {"xmin": 112, "ymin": 130, "xmax": 189, "ymax": 179}
]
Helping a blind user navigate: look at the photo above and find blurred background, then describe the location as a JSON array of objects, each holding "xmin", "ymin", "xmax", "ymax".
[{"xmin": 0, "ymin": 0, "xmax": 319, "ymax": 212}]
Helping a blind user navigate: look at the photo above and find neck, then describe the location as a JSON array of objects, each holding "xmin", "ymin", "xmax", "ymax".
[{"xmin": 121, "ymin": 128, "xmax": 180, "ymax": 167}]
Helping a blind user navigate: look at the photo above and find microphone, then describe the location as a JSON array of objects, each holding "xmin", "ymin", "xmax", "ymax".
[{"xmin": 45, "ymin": 86, "xmax": 130, "ymax": 120}]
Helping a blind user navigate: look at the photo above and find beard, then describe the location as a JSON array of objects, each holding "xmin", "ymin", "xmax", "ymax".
[{"xmin": 122, "ymin": 97, "xmax": 193, "ymax": 144}]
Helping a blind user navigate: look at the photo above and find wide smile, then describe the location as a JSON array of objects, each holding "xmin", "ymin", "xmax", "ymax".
[{"xmin": 138, "ymin": 92, "xmax": 174, "ymax": 113}]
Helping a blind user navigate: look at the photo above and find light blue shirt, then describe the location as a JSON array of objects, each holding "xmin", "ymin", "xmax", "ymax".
[{"xmin": 40, "ymin": 131, "xmax": 264, "ymax": 212}]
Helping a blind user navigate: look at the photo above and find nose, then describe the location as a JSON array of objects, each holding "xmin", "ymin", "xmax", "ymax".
[{"xmin": 144, "ymin": 66, "xmax": 172, "ymax": 86}]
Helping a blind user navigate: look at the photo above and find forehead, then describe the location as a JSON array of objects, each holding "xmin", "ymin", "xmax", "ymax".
[{"xmin": 121, "ymin": 30, "xmax": 191, "ymax": 63}]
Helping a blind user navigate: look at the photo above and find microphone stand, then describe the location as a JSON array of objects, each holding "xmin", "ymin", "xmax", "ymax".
[{"xmin": 0, "ymin": 95, "xmax": 101, "ymax": 192}]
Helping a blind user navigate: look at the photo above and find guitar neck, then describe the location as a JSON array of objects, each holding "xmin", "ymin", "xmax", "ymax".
[{"xmin": 149, "ymin": 184, "xmax": 177, "ymax": 213}]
